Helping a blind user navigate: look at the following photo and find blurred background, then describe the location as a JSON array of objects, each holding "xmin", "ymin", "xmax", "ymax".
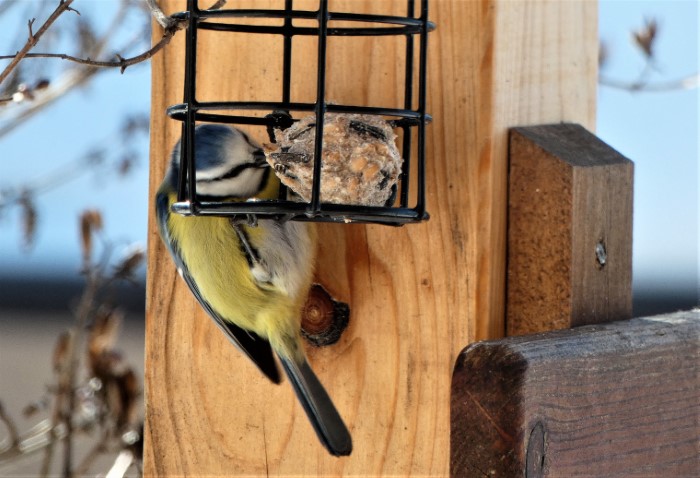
[{"xmin": 0, "ymin": 0, "xmax": 697, "ymax": 475}]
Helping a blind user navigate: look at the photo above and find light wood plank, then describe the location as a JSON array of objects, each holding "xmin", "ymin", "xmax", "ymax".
[{"xmin": 144, "ymin": 1, "xmax": 597, "ymax": 475}]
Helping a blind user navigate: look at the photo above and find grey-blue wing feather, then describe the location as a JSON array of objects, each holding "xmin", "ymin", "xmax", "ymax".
[
  {"xmin": 155, "ymin": 191, "xmax": 281, "ymax": 384},
  {"xmin": 279, "ymin": 357, "xmax": 352, "ymax": 456}
]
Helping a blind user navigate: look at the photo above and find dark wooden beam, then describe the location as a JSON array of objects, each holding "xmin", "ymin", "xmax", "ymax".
[{"xmin": 451, "ymin": 310, "xmax": 700, "ymax": 477}]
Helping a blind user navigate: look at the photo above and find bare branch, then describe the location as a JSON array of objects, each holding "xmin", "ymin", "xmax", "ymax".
[
  {"xmin": 0, "ymin": 0, "xmax": 79, "ymax": 86},
  {"xmin": 598, "ymin": 16, "xmax": 697, "ymax": 94},
  {"xmin": 0, "ymin": 420, "xmax": 55, "ymax": 467},
  {"xmin": 143, "ymin": 0, "xmax": 176, "ymax": 29},
  {"xmin": 27, "ymin": 18, "xmax": 35, "ymax": 40},
  {"xmin": 599, "ymin": 72, "xmax": 699, "ymax": 92},
  {"xmin": 0, "ymin": 2, "xmax": 149, "ymax": 139},
  {"xmin": 0, "ymin": 26, "xmax": 182, "ymax": 73},
  {"xmin": 0, "ymin": 0, "xmax": 186, "ymax": 76},
  {"xmin": 0, "ymin": 66, "xmax": 97, "ymax": 138}
]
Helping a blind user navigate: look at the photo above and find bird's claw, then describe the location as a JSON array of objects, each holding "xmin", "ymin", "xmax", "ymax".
[{"xmin": 231, "ymin": 214, "xmax": 258, "ymax": 228}]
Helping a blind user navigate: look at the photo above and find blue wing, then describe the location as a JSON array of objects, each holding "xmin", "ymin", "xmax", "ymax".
[{"xmin": 155, "ymin": 190, "xmax": 281, "ymax": 384}]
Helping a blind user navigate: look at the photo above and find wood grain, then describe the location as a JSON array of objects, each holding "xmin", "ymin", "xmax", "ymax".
[
  {"xmin": 507, "ymin": 124, "xmax": 634, "ymax": 336},
  {"xmin": 451, "ymin": 310, "xmax": 700, "ymax": 477},
  {"xmin": 144, "ymin": 1, "xmax": 597, "ymax": 475}
]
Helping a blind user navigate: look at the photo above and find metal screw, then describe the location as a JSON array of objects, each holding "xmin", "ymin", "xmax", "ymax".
[{"xmin": 595, "ymin": 240, "xmax": 607, "ymax": 268}]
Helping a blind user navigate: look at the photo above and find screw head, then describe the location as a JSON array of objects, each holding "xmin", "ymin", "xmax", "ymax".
[{"xmin": 595, "ymin": 241, "xmax": 607, "ymax": 268}]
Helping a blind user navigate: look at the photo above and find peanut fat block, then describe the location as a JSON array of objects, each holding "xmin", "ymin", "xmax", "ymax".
[{"xmin": 264, "ymin": 113, "xmax": 403, "ymax": 206}]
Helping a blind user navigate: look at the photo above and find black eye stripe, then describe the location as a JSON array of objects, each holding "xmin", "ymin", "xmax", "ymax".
[
  {"xmin": 194, "ymin": 167, "xmax": 271, "ymax": 201},
  {"xmin": 197, "ymin": 162, "xmax": 260, "ymax": 183}
]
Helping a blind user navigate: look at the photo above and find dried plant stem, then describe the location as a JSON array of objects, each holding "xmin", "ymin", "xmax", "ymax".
[
  {"xmin": 0, "ymin": 419, "xmax": 54, "ymax": 468},
  {"xmin": 73, "ymin": 429, "xmax": 111, "ymax": 476},
  {"xmin": 39, "ymin": 345, "xmax": 67, "ymax": 476},
  {"xmin": 1, "ymin": 213, "xmax": 144, "ymax": 476},
  {"xmin": 65, "ymin": 271, "xmax": 103, "ymax": 477},
  {"xmin": 39, "ymin": 267, "xmax": 103, "ymax": 478},
  {"xmin": 0, "ymin": 402, "xmax": 20, "ymax": 448},
  {"xmin": 0, "ymin": 0, "xmax": 77, "ymax": 86}
]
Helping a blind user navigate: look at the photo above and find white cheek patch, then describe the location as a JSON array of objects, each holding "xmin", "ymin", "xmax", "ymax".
[
  {"xmin": 194, "ymin": 162, "xmax": 237, "ymax": 181},
  {"xmin": 195, "ymin": 167, "xmax": 265, "ymax": 198},
  {"xmin": 193, "ymin": 127, "xmax": 262, "ymax": 182}
]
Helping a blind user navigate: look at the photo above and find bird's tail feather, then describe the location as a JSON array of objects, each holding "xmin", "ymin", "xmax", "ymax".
[{"xmin": 279, "ymin": 357, "xmax": 352, "ymax": 456}]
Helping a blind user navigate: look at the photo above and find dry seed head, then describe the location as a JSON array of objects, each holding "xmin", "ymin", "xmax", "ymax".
[{"xmin": 79, "ymin": 209, "xmax": 103, "ymax": 265}]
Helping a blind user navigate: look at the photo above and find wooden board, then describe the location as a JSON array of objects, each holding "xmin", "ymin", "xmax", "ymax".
[
  {"xmin": 451, "ymin": 310, "xmax": 700, "ymax": 477},
  {"xmin": 507, "ymin": 124, "xmax": 634, "ymax": 336},
  {"xmin": 144, "ymin": 1, "xmax": 597, "ymax": 475}
]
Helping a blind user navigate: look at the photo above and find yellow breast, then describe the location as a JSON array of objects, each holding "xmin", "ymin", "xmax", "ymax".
[{"xmin": 167, "ymin": 196, "xmax": 301, "ymax": 354}]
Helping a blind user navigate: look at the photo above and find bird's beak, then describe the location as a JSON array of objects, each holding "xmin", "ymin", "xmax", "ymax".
[{"xmin": 252, "ymin": 149, "xmax": 268, "ymax": 168}]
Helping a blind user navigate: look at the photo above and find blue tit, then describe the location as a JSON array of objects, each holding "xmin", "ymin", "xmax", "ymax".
[{"xmin": 155, "ymin": 124, "xmax": 352, "ymax": 456}]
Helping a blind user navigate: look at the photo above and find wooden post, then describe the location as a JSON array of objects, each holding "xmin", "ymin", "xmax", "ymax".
[
  {"xmin": 144, "ymin": 1, "xmax": 597, "ymax": 475},
  {"xmin": 507, "ymin": 124, "xmax": 634, "ymax": 336},
  {"xmin": 451, "ymin": 310, "xmax": 700, "ymax": 477}
]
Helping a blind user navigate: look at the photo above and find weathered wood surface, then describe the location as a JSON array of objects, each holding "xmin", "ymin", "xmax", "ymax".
[
  {"xmin": 451, "ymin": 310, "xmax": 700, "ymax": 477},
  {"xmin": 144, "ymin": 1, "xmax": 597, "ymax": 475},
  {"xmin": 507, "ymin": 124, "xmax": 634, "ymax": 336}
]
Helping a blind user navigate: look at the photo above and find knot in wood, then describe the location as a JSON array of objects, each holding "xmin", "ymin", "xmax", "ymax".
[
  {"xmin": 525, "ymin": 421, "xmax": 546, "ymax": 478},
  {"xmin": 301, "ymin": 284, "xmax": 350, "ymax": 347}
]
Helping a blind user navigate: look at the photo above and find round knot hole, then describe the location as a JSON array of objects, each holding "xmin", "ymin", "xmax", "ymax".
[{"xmin": 301, "ymin": 284, "xmax": 350, "ymax": 347}]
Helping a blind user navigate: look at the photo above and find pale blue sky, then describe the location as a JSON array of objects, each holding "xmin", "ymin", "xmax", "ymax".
[
  {"xmin": 0, "ymin": 1, "xmax": 697, "ymax": 302},
  {"xmin": 597, "ymin": 0, "xmax": 698, "ymax": 296}
]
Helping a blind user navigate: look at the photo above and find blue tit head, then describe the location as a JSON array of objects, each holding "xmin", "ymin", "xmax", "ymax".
[{"xmin": 169, "ymin": 124, "xmax": 267, "ymax": 198}]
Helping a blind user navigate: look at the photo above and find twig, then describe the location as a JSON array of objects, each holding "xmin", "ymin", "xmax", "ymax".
[
  {"xmin": 0, "ymin": 419, "xmax": 55, "ymax": 467},
  {"xmin": 143, "ymin": 0, "xmax": 176, "ymax": 29},
  {"xmin": 40, "ymin": 333, "xmax": 72, "ymax": 477},
  {"xmin": 62, "ymin": 254, "xmax": 107, "ymax": 477},
  {"xmin": 0, "ymin": 66, "xmax": 97, "ymax": 138},
  {"xmin": 0, "ymin": 0, "xmax": 78, "ymax": 86},
  {"xmin": 0, "ymin": 218, "xmax": 144, "ymax": 476},
  {"xmin": 0, "ymin": 27, "xmax": 183, "ymax": 74},
  {"xmin": 0, "ymin": 7, "xmax": 147, "ymax": 139},
  {"xmin": 73, "ymin": 429, "xmax": 111, "ymax": 477},
  {"xmin": 599, "ymin": 71, "xmax": 700, "ymax": 92}
]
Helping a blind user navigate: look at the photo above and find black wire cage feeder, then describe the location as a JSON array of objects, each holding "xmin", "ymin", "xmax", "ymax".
[{"xmin": 167, "ymin": 0, "xmax": 434, "ymax": 225}]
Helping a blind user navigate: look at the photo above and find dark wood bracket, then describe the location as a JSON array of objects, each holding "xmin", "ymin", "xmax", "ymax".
[
  {"xmin": 451, "ymin": 311, "xmax": 700, "ymax": 477},
  {"xmin": 507, "ymin": 124, "xmax": 634, "ymax": 336},
  {"xmin": 451, "ymin": 124, "xmax": 698, "ymax": 476}
]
